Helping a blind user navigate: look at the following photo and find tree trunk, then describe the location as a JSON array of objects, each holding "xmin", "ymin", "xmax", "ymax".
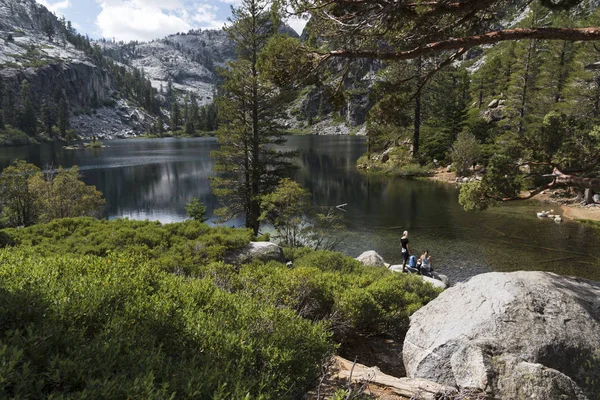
[
  {"xmin": 554, "ymin": 168, "xmax": 600, "ymax": 191},
  {"xmin": 518, "ymin": 39, "xmax": 536, "ymax": 136},
  {"xmin": 413, "ymin": 56, "xmax": 422, "ymax": 158},
  {"xmin": 584, "ymin": 188, "xmax": 594, "ymax": 205}
]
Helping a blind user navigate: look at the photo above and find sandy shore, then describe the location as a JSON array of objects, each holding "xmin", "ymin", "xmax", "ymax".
[
  {"xmin": 429, "ymin": 168, "xmax": 600, "ymax": 223},
  {"xmin": 560, "ymin": 204, "xmax": 600, "ymax": 221}
]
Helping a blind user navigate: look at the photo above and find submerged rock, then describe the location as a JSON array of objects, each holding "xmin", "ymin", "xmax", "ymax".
[{"xmin": 403, "ymin": 271, "xmax": 600, "ymax": 399}]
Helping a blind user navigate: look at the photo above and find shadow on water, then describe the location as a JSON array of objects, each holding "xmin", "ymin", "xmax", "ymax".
[{"xmin": 0, "ymin": 136, "xmax": 599, "ymax": 282}]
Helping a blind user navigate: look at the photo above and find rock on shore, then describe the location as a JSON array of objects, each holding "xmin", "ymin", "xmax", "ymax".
[
  {"xmin": 403, "ymin": 271, "xmax": 600, "ymax": 399},
  {"xmin": 226, "ymin": 242, "xmax": 285, "ymax": 264}
]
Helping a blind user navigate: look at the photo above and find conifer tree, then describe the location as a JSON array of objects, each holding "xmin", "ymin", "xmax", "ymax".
[
  {"xmin": 18, "ymin": 80, "xmax": 37, "ymax": 136},
  {"xmin": 40, "ymin": 101, "xmax": 53, "ymax": 136},
  {"xmin": 3, "ymin": 89, "xmax": 13, "ymax": 127},
  {"xmin": 41, "ymin": 15, "xmax": 56, "ymax": 42},
  {"xmin": 210, "ymin": 0, "xmax": 295, "ymax": 234},
  {"xmin": 0, "ymin": 81, "xmax": 4, "ymax": 130},
  {"xmin": 170, "ymin": 101, "xmax": 180, "ymax": 131},
  {"xmin": 57, "ymin": 96, "xmax": 69, "ymax": 137},
  {"xmin": 198, "ymin": 107, "xmax": 207, "ymax": 131}
]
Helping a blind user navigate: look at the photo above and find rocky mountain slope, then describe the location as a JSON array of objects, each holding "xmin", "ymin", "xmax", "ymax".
[
  {"xmin": 100, "ymin": 24, "xmax": 299, "ymax": 105},
  {"xmin": 100, "ymin": 29, "xmax": 234, "ymax": 106},
  {"xmin": 0, "ymin": 0, "xmax": 155, "ymax": 139},
  {"xmin": 99, "ymin": 23, "xmax": 375, "ymax": 135}
]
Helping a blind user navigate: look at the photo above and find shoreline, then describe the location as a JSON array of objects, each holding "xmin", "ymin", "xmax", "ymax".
[{"xmin": 429, "ymin": 168, "xmax": 600, "ymax": 223}]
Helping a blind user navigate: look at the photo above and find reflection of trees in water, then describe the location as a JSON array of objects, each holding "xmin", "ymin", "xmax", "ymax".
[
  {"xmin": 294, "ymin": 150, "xmax": 370, "ymax": 207},
  {"xmin": 85, "ymin": 160, "xmax": 217, "ymax": 219}
]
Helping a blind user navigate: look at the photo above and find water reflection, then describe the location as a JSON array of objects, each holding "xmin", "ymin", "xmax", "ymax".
[{"xmin": 0, "ymin": 136, "xmax": 598, "ymax": 281}]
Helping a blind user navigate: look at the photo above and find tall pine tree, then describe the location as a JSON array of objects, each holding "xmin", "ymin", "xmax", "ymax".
[
  {"xmin": 18, "ymin": 80, "xmax": 37, "ymax": 136},
  {"xmin": 210, "ymin": 0, "xmax": 295, "ymax": 234}
]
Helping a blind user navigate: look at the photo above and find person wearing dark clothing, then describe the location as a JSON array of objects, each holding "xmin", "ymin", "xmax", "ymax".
[{"xmin": 401, "ymin": 231, "xmax": 410, "ymax": 270}]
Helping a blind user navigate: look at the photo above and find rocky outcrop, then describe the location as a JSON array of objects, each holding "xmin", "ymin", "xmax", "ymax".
[
  {"xmin": 403, "ymin": 271, "xmax": 600, "ymax": 399},
  {"xmin": 357, "ymin": 251, "xmax": 448, "ymax": 288},
  {"xmin": 388, "ymin": 265, "xmax": 448, "ymax": 289},
  {"xmin": 356, "ymin": 250, "xmax": 387, "ymax": 268},
  {"xmin": 70, "ymin": 99, "xmax": 154, "ymax": 139},
  {"xmin": 227, "ymin": 242, "xmax": 285, "ymax": 265},
  {"xmin": 0, "ymin": 0, "xmax": 153, "ymax": 138}
]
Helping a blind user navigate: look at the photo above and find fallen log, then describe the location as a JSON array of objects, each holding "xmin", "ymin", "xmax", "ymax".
[{"xmin": 333, "ymin": 356, "xmax": 457, "ymax": 400}]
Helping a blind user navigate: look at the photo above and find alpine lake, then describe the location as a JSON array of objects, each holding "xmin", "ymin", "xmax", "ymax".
[{"xmin": 1, "ymin": 136, "xmax": 598, "ymax": 282}]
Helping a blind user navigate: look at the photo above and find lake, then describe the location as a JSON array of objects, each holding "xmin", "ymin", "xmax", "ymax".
[{"xmin": 1, "ymin": 136, "xmax": 599, "ymax": 282}]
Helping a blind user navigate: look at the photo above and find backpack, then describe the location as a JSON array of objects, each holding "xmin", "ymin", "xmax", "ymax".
[{"xmin": 409, "ymin": 255, "xmax": 417, "ymax": 268}]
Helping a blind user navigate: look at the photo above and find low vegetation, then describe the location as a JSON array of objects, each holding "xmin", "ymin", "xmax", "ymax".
[{"xmin": 0, "ymin": 217, "xmax": 442, "ymax": 398}]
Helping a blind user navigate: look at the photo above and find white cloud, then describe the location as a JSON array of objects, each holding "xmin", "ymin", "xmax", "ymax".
[
  {"xmin": 36, "ymin": 0, "xmax": 71, "ymax": 15},
  {"xmin": 94, "ymin": 0, "xmax": 227, "ymax": 42},
  {"xmin": 189, "ymin": 4, "xmax": 226, "ymax": 30}
]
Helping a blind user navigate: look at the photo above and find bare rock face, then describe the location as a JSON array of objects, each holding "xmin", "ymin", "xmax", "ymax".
[
  {"xmin": 356, "ymin": 250, "xmax": 387, "ymax": 268},
  {"xmin": 403, "ymin": 271, "xmax": 600, "ymax": 399}
]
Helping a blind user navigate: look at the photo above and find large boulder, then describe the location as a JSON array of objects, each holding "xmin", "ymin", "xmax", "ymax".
[
  {"xmin": 227, "ymin": 242, "xmax": 285, "ymax": 264},
  {"xmin": 403, "ymin": 271, "xmax": 600, "ymax": 399},
  {"xmin": 356, "ymin": 251, "xmax": 387, "ymax": 267}
]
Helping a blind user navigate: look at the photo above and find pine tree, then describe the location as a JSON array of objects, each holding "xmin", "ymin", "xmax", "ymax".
[
  {"xmin": 2, "ymin": 88, "xmax": 13, "ymax": 127},
  {"xmin": 210, "ymin": 0, "xmax": 296, "ymax": 235},
  {"xmin": 155, "ymin": 114, "xmax": 165, "ymax": 136},
  {"xmin": 170, "ymin": 101, "xmax": 180, "ymax": 131},
  {"xmin": 18, "ymin": 80, "xmax": 37, "ymax": 136},
  {"xmin": 57, "ymin": 96, "xmax": 69, "ymax": 137},
  {"xmin": 505, "ymin": 5, "xmax": 550, "ymax": 136},
  {"xmin": 190, "ymin": 94, "xmax": 199, "ymax": 126},
  {"xmin": 41, "ymin": 15, "xmax": 56, "ymax": 42},
  {"xmin": 198, "ymin": 107, "xmax": 207, "ymax": 131},
  {"xmin": 0, "ymin": 81, "xmax": 4, "ymax": 130},
  {"xmin": 40, "ymin": 101, "xmax": 54, "ymax": 136}
]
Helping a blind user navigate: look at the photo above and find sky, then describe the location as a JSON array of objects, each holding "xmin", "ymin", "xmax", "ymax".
[{"xmin": 35, "ymin": 0, "xmax": 307, "ymax": 42}]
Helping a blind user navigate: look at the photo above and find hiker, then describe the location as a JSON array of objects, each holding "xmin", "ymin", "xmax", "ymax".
[
  {"xmin": 418, "ymin": 250, "xmax": 433, "ymax": 277},
  {"xmin": 400, "ymin": 231, "xmax": 410, "ymax": 269}
]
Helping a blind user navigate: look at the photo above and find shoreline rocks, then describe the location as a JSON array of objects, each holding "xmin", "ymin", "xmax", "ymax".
[
  {"xmin": 356, "ymin": 251, "xmax": 448, "ymax": 289},
  {"xmin": 356, "ymin": 250, "xmax": 388, "ymax": 268},
  {"xmin": 226, "ymin": 242, "xmax": 285, "ymax": 265},
  {"xmin": 403, "ymin": 271, "xmax": 600, "ymax": 399}
]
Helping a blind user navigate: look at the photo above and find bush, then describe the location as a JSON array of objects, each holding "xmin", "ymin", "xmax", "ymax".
[
  {"xmin": 3, "ymin": 218, "xmax": 253, "ymax": 275},
  {"xmin": 185, "ymin": 198, "xmax": 207, "ymax": 222},
  {"xmin": 237, "ymin": 250, "xmax": 441, "ymax": 341},
  {"xmin": 0, "ymin": 249, "xmax": 334, "ymax": 399},
  {"xmin": 294, "ymin": 250, "xmax": 363, "ymax": 274},
  {"xmin": 451, "ymin": 131, "xmax": 481, "ymax": 176},
  {"xmin": 0, "ymin": 218, "xmax": 443, "ymax": 394},
  {"xmin": 0, "ymin": 126, "xmax": 33, "ymax": 146}
]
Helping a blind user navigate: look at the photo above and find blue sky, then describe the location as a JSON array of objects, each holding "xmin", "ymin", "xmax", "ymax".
[{"xmin": 35, "ymin": 0, "xmax": 307, "ymax": 42}]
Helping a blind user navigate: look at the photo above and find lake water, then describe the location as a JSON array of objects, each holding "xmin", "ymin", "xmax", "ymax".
[{"xmin": 1, "ymin": 136, "xmax": 599, "ymax": 282}]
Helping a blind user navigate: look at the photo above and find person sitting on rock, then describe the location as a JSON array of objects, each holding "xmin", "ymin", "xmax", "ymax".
[{"xmin": 418, "ymin": 250, "xmax": 433, "ymax": 277}]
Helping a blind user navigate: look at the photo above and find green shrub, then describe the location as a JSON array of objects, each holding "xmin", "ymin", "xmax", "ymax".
[
  {"xmin": 235, "ymin": 252, "xmax": 441, "ymax": 341},
  {"xmin": 0, "ymin": 218, "xmax": 442, "ymax": 388},
  {"xmin": 294, "ymin": 250, "xmax": 363, "ymax": 274},
  {"xmin": 3, "ymin": 218, "xmax": 253, "ymax": 275},
  {"xmin": 0, "ymin": 126, "xmax": 32, "ymax": 146},
  {"xmin": 0, "ymin": 249, "xmax": 334, "ymax": 399}
]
